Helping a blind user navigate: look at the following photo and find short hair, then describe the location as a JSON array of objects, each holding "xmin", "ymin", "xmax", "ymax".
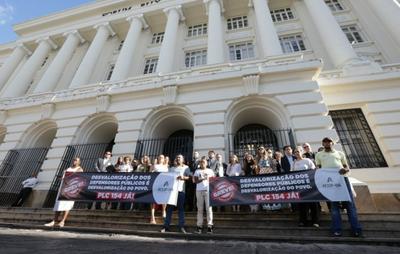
[{"xmin": 283, "ymin": 145, "xmax": 291, "ymax": 150}]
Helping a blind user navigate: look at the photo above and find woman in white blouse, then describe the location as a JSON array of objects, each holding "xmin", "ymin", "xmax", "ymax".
[
  {"xmin": 150, "ymin": 154, "xmax": 169, "ymax": 224},
  {"xmin": 292, "ymin": 146, "xmax": 319, "ymax": 227},
  {"xmin": 226, "ymin": 154, "xmax": 242, "ymax": 212}
]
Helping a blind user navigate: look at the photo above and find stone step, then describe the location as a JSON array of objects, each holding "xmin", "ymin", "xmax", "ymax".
[
  {"xmin": 0, "ymin": 212, "xmax": 399, "ymax": 230},
  {"xmin": 1, "ymin": 222, "xmax": 399, "ymax": 247},
  {"xmin": 0, "ymin": 217, "xmax": 399, "ymax": 239}
]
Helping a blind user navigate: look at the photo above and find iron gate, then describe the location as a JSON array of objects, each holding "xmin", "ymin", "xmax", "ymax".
[
  {"xmin": 0, "ymin": 148, "xmax": 49, "ymax": 207},
  {"xmin": 228, "ymin": 127, "xmax": 295, "ymax": 162},
  {"xmin": 135, "ymin": 134, "xmax": 194, "ymax": 164},
  {"xmin": 43, "ymin": 143, "xmax": 112, "ymax": 208}
]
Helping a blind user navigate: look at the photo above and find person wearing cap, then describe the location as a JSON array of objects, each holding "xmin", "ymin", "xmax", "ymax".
[{"xmin": 315, "ymin": 137, "xmax": 362, "ymax": 237}]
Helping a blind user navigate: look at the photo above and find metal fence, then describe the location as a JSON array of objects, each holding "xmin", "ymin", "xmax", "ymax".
[
  {"xmin": 134, "ymin": 135, "xmax": 194, "ymax": 164},
  {"xmin": 42, "ymin": 143, "xmax": 111, "ymax": 208},
  {"xmin": 0, "ymin": 148, "xmax": 49, "ymax": 207},
  {"xmin": 228, "ymin": 128, "xmax": 295, "ymax": 162}
]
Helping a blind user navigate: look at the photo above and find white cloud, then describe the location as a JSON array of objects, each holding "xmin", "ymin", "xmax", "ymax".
[{"xmin": 0, "ymin": 2, "xmax": 14, "ymax": 26}]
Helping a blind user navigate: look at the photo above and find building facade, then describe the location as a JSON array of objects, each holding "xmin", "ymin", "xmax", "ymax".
[{"xmin": 0, "ymin": 0, "xmax": 399, "ymax": 207}]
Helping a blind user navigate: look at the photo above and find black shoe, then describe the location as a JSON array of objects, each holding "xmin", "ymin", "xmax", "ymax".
[
  {"xmin": 194, "ymin": 227, "xmax": 202, "ymax": 234},
  {"xmin": 179, "ymin": 227, "xmax": 187, "ymax": 234},
  {"xmin": 298, "ymin": 222, "xmax": 305, "ymax": 227},
  {"xmin": 353, "ymin": 231, "xmax": 363, "ymax": 237},
  {"xmin": 207, "ymin": 226, "xmax": 213, "ymax": 234},
  {"xmin": 160, "ymin": 227, "xmax": 169, "ymax": 233}
]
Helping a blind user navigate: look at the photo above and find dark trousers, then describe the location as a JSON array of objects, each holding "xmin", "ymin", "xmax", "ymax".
[
  {"xmin": 298, "ymin": 202, "xmax": 320, "ymax": 225},
  {"xmin": 164, "ymin": 191, "xmax": 185, "ymax": 229},
  {"xmin": 185, "ymin": 181, "xmax": 196, "ymax": 211},
  {"xmin": 12, "ymin": 188, "xmax": 32, "ymax": 207}
]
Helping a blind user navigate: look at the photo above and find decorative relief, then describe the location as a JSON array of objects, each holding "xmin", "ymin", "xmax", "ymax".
[
  {"xmin": 242, "ymin": 74, "xmax": 260, "ymax": 96},
  {"xmin": 162, "ymin": 86, "xmax": 177, "ymax": 105},
  {"xmin": 41, "ymin": 103, "xmax": 55, "ymax": 120},
  {"xmin": 96, "ymin": 95, "xmax": 111, "ymax": 113}
]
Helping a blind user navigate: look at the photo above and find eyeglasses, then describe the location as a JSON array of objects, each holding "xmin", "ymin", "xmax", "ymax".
[
  {"xmin": 294, "ymin": 151, "xmax": 301, "ymax": 153},
  {"xmin": 106, "ymin": 153, "xmax": 112, "ymax": 155},
  {"xmin": 303, "ymin": 146, "xmax": 309, "ymax": 149}
]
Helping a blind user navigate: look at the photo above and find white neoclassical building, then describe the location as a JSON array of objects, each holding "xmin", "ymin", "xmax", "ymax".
[{"xmin": 0, "ymin": 0, "xmax": 399, "ymax": 208}]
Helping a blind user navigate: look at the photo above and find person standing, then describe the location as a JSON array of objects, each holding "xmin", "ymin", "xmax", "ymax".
[
  {"xmin": 150, "ymin": 154, "xmax": 169, "ymax": 224},
  {"xmin": 292, "ymin": 146, "xmax": 319, "ymax": 227},
  {"xmin": 315, "ymin": 137, "xmax": 362, "ymax": 237},
  {"xmin": 207, "ymin": 150, "xmax": 218, "ymax": 173},
  {"xmin": 281, "ymin": 146, "xmax": 296, "ymax": 174},
  {"xmin": 93, "ymin": 151, "xmax": 113, "ymax": 210},
  {"xmin": 226, "ymin": 154, "xmax": 242, "ymax": 212},
  {"xmin": 12, "ymin": 173, "xmax": 39, "ymax": 207},
  {"xmin": 303, "ymin": 143, "xmax": 316, "ymax": 162},
  {"xmin": 44, "ymin": 157, "xmax": 83, "ymax": 228},
  {"xmin": 193, "ymin": 157, "xmax": 215, "ymax": 234},
  {"xmin": 119, "ymin": 156, "xmax": 134, "ymax": 210},
  {"xmin": 161, "ymin": 154, "xmax": 191, "ymax": 234}
]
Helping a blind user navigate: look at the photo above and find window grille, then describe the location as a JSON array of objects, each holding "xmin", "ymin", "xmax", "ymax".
[{"xmin": 329, "ymin": 108, "xmax": 388, "ymax": 169}]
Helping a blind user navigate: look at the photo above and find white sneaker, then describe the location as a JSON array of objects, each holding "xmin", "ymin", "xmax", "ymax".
[{"xmin": 44, "ymin": 221, "xmax": 55, "ymax": 227}]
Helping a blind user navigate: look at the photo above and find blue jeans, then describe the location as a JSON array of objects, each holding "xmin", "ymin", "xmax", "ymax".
[
  {"xmin": 330, "ymin": 178, "xmax": 362, "ymax": 234},
  {"xmin": 163, "ymin": 191, "xmax": 185, "ymax": 229}
]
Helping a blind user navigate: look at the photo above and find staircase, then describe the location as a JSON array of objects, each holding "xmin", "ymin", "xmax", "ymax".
[{"xmin": 0, "ymin": 207, "xmax": 399, "ymax": 246}]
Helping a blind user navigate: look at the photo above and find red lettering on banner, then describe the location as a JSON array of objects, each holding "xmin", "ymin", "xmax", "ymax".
[
  {"xmin": 255, "ymin": 192, "xmax": 300, "ymax": 201},
  {"xmin": 96, "ymin": 192, "xmax": 135, "ymax": 200}
]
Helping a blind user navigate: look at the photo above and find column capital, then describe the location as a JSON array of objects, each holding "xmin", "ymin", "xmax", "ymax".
[
  {"xmin": 127, "ymin": 14, "xmax": 149, "ymax": 29},
  {"xmin": 14, "ymin": 43, "xmax": 32, "ymax": 55},
  {"xmin": 204, "ymin": 0, "xmax": 225, "ymax": 15},
  {"xmin": 163, "ymin": 5, "xmax": 185, "ymax": 21},
  {"xmin": 35, "ymin": 37, "xmax": 58, "ymax": 50},
  {"xmin": 63, "ymin": 30, "xmax": 86, "ymax": 44},
  {"xmin": 249, "ymin": 0, "xmax": 270, "ymax": 8},
  {"xmin": 93, "ymin": 22, "xmax": 116, "ymax": 37}
]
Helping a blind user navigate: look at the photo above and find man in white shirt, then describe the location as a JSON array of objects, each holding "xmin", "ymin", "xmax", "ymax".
[
  {"xmin": 193, "ymin": 157, "xmax": 215, "ymax": 234},
  {"xmin": 12, "ymin": 173, "xmax": 39, "ymax": 207}
]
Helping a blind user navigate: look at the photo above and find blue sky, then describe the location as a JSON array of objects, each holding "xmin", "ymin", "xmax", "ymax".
[{"xmin": 0, "ymin": 0, "xmax": 94, "ymax": 44}]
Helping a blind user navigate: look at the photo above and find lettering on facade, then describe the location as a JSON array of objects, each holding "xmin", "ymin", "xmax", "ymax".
[{"xmin": 101, "ymin": 1, "xmax": 162, "ymax": 17}]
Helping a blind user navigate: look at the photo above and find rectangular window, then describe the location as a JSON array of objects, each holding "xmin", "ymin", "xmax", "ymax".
[
  {"xmin": 227, "ymin": 16, "xmax": 248, "ymax": 31},
  {"xmin": 143, "ymin": 58, "xmax": 158, "ymax": 74},
  {"xmin": 185, "ymin": 49, "xmax": 207, "ymax": 68},
  {"xmin": 341, "ymin": 25, "xmax": 364, "ymax": 44},
  {"xmin": 187, "ymin": 24, "xmax": 208, "ymax": 37},
  {"xmin": 329, "ymin": 108, "xmax": 388, "ymax": 169},
  {"xmin": 106, "ymin": 64, "xmax": 115, "ymax": 81},
  {"xmin": 151, "ymin": 32, "xmax": 164, "ymax": 44},
  {"xmin": 270, "ymin": 8, "xmax": 295, "ymax": 23},
  {"xmin": 324, "ymin": 0, "xmax": 344, "ymax": 12},
  {"xmin": 279, "ymin": 34, "xmax": 306, "ymax": 53},
  {"xmin": 229, "ymin": 42, "xmax": 255, "ymax": 61}
]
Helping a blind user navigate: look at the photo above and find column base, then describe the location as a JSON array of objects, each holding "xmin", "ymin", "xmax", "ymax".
[{"xmin": 342, "ymin": 59, "xmax": 382, "ymax": 77}]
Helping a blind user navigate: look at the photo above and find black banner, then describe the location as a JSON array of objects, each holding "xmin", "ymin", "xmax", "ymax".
[
  {"xmin": 58, "ymin": 172, "xmax": 179, "ymax": 205},
  {"xmin": 209, "ymin": 168, "xmax": 351, "ymax": 206}
]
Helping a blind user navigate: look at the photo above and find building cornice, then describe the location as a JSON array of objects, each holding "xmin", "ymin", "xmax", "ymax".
[{"xmin": 0, "ymin": 53, "xmax": 321, "ymax": 111}]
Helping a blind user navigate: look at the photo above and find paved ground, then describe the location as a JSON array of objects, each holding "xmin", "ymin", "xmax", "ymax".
[{"xmin": 0, "ymin": 227, "xmax": 399, "ymax": 254}]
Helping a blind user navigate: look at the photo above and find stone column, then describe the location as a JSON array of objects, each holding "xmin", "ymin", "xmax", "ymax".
[
  {"xmin": 70, "ymin": 22, "xmax": 115, "ymax": 88},
  {"xmin": 2, "ymin": 38, "xmax": 57, "ymax": 98},
  {"xmin": 111, "ymin": 15, "xmax": 148, "ymax": 81},
  {"xmin": 34, "ymin": 31, "xmax": 84, "ymax": 93},
  {"xmin": 204, "ymin": 0, "xmax": 225, "ymax": 64},
  {"xmin": 157, "ymin": 6, "xmax": 185, "ymax": 74},
  {"xmin": 367, "ymin": 0, "xmax": 400, "ymax": 46},
  {"xmin": 252, "ymin": 0, "xmax": 283, "ymax": 57},
  {"xmin": 303, "ymin": 0, "xmax": 359, "ymax": 67},
  {"xmin": 0, "ymin": 44, "xmax": 31, "ymax": 91}
]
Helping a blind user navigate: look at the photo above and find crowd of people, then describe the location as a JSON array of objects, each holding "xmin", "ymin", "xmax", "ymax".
[{"xmin": 41, "ymin": 137, "xmax": 362, "ymax": 237}]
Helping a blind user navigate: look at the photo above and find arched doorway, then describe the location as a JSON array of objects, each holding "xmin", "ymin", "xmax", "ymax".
[
  {"xmin": 43, "ymin": 114, "xmax": 118, "ymax": 207},
  {"xmin": 0, "ymin": 121, "xmax": 57, "ymax": 206},
  {"xmin": 136, "ymin": 106, "xmax": 194, "ymax": 163}
]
